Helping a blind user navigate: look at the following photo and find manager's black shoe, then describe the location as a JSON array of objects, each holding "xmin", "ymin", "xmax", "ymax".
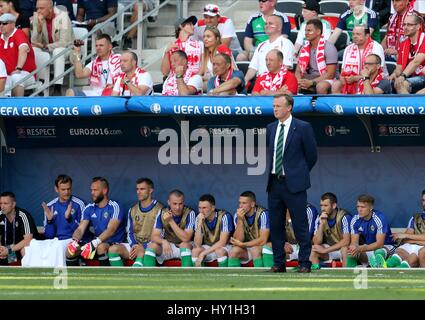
[
  {"xmin": 269, "ymin": 266, "xmax": 286, "ymax": 273},
  {"xmin": 297, "ymin": 266, "xmax": 311, "ymax": 273}
]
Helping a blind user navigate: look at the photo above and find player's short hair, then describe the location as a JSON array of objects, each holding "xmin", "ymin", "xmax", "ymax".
[
  {"xmin": 357, "ymin": 194, "xmax": 375, "ymax": 205},
  {"xmin": 169, "ymin": 189, "xmax": 185, "ymax": 199},
  {"xmin": 321, "ymin": 192, "xmax": 338, "ymax": 204},
  {"xmin": 199, "ymin": 194, "xmax": 216, "ymax": 206},
  {"xmin": 136, "ymin": 178, "xmax": 154, "ymax": 188},
  {"xmin": 0, "ymin": 191, "xmax": 15, "ymax": 200},
  {"xmin": 96, "ymin": 33, "xmax": 112, "ymax": 44},
  {"xmin": 92, "ymin": 177, "xmax": 109, "ymax": 191},
  {"xmin": 306, "ymin": 18, "xmax": 323, "ymax": 34},
  {"xmin": 240, "ymin": 191, "xmax": 256, "ymax": 202},
  {"xmin": 55, "ymin": 174, "xmax": 73, "ymax": 187}
]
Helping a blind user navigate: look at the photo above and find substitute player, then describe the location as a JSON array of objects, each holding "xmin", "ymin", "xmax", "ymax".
[
  {"xmin": 143, "ymin": 190, "xmax": 195, "ymax": 267},
  {"xmin": 310, "ymin": 192, "xmax": 351, "ymax": 269},
  {"xmin": 67, "ymin": 177, "xmax": 126, "ymax": 266},
  {"xmin": 108, "ymin": 178, "xmax": 163, "ymax": 267},
  {"xmin": 228, "ymin": 191, "xmax": 271, "ymax": 268},
  {"xmin": 192, "ymin": 194, "xmax": 234, "ymax": 267},
  {"xmin": 347, "ymin": 194, "xmax": 394, "ymax": 267},
  {"xmin": 386, "ymin": 189, "xmax": 425, "ymax": 268}
]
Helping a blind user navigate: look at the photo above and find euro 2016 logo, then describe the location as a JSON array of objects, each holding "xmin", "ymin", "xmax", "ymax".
[
  {"xmin": 150, "ymin": 103, "xmax": 161, "ymax": 114},
  {"xmin": 91, "ymin": 105, "xmax": 102, "ymax": 116}
]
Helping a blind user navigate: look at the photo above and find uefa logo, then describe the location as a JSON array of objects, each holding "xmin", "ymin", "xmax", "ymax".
[
  {"xmin": 332, "ymin": 104, "xmax": 344, "ymax": 115},
  {"xmin": 324, "ymin": 125, "xmax": 336, "ymax": 137},
  {"xmin": 150, "ymin": 103, "xmax": 161, "ymax": 114},
  {"xmin": 91, "ymin": 105, "xmax": 102, "ymax": 116}
]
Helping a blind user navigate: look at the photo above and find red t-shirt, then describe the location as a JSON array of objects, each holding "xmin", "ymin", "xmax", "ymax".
[
  {"xmin": 0, "ymin": 28, "xmax": 36, "ymax": 75},
  {"xmin": 397, "ymin": 34, "xmax": 425, "ymax": 75},
  {"xmin": 252, "ymin": 71, "xmax": 298, "ymax": 95}
]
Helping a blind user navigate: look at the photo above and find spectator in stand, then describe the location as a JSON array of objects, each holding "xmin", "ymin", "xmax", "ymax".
[
  {"xmin": 364, "ymin": 0, "xmax": 391, "ymax": 27},
  {"xmin": 0, "ymin": 0, "xmax": 30, "ymax": 37},
  {"xmin": 244, "ymin": 15, "xmax": 294, "ymax": 87},
  {"xmin": 162, "ymin": 50, "xmax": 203, "ymax": 96},
  {"xmin": 199, "ymin": 26, "xmax": 237, "ymax": 91},
  {"xmin": 0, "ymin": 13, "xmax": 36, "ymax": 96},
  {"xmin": 112, "ymin": 50, "xmax": 153, "ymax": 96},
  {"xmin": 236, "ymin": 0, "xmax": 290, "ymax": 61},
  {"xmin": 329, "ymin": 0, "xmax": 380, "ymax": 45},
  {"xmin": 252, "ymin": 49, "xmax": 298, "ymax": 96},
  {"xmin": 121, "ymin": 0, "xmax": 157, "ymax": 49},
  {"xmin": 54, "ymin": 0, "xmax": 75, "ymax": 21},
  {"xmin": 207, "ymin": 52, "xmax": 246, "ymax": 95},
  {"xmin": 76, "ymin": 0, "xmax": 118, "ymax": 38},
  {"xmin": 17, "ymin": 0, "xmax": 36, "ymax": 20},
  {"xmin": 161, "ymin": 15, "xmax": 203, "ymax": 77},
  {"xmin": 194, "ymin": 3, "xmax": 242, "ymax": 59},
  {"xmin": 390, "ymin": 14, "xmax": 425, "ymax": 93},
  {"xmin": 331, "ymin": 24, "xmax": 386, "ymax": 94},
  {"xmin": 294, "ymin": 0, "xmax": 332, "ymax": 56},
  {"xmin": 357, "ymin": 53, "xmax": 392, "ymax": 94},
  {"xmin": 295, "ymin": 18, "xmax": 337, "ymax": 94},
  {"xmin": 382, "ymin": 0, "xmax": 418, "ymax": 61},
  {"xmin": 67, "ymin": 34, "xmax": 121, "ymax": 96},
  {"xmin": 31, "ymin": 0, "xmax": 74, "ymax": 96}
]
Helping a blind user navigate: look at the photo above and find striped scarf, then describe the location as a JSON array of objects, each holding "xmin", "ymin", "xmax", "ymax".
[
  {"xmin": 341, "ymin": 37, "xmax": 374, "ymax": 94},
  {"xmin": 90, "ymin": 53, "xmax": 121, "ymax": 88},
  {"xmin": 116, "ymin": 67, "xmax": 146, "ymax": 96},
  {"xmin": 163, "ymin": 69, "xmax": 198, "ymax": 96},
  {"xmin": 386, "ymin": 4, "xmax": 414, "ymax": 51},
  {"xmin": 258, "ymin": 65, "xmax": 288, "ymax": 91},
  {"xmin": 399, "ymin": 32, "xmax": 425, "ymax": 75},
  {"xmin": 214, "ymin": 68, "xmax": 232, "ymax": 88},
  {"xmin": 298, "ymin": 35, "xmax": 327, "ymax": 76}
]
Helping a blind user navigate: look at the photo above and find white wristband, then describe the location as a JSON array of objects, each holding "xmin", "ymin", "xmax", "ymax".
[{"xmin": 92, "ymin": 237, "xmax": 102, "ymax": 248}]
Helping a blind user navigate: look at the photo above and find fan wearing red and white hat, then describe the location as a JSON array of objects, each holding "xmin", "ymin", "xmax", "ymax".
[{"xmin": 194, "ymin": 3, "xmax": 243, "ymax": 58}]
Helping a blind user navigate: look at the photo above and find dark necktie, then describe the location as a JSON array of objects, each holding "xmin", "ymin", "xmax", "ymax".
[{"xmin": 275, "ymin": 123, "xmax": 285, "ymax": 176}]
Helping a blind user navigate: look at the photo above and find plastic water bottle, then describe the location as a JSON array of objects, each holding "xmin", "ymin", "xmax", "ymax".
[{"xmin": 7, "ymin": 246, "xmax": 17, "ymax": 264}]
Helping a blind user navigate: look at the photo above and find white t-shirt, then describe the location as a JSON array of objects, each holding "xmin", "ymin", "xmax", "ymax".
[
  {"xmin": 113, "ymin": 69, "xmax": 153, "ymax": 96},
  {"xmin": 86, "ymin": 60, "xmax": 114, "ymax": 88},
  {"xmin": 194, "ymin": 17, "xmax": 243, "ymax": 53},
  {"xmin": 296, "ymin": 19, "xmax": 332, "ymax": 45},
  {"xmin": 249, "ymin": 35, "xmax": 295, "ymax": 75}
]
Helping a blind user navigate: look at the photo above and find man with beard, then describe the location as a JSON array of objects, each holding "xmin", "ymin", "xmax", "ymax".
[{"xmin": 66, "ymin": 177, "xmax": 126, "ymax": 266}]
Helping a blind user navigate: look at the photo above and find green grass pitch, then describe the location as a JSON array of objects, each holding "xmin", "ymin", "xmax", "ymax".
[{"xmin": 1, "ymin": 267, "xmax": 425, "ymax": 300}]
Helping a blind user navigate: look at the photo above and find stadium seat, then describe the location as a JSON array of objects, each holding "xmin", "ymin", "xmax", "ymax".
[
  {"xmin": 286, "ymin": 13, "xmax": 298, "ymax": 30},
  {"xmin": 25, "ymin": 50, "xmax": 51, "ymax": 96},
  {"xmin": 319, "ymin": 0, "xmax": 349, "ymax": 15},
  {"xmin": 236, "ymin": 29, "xmax": 245, "ymax": 51},
  {"xmin": 320, "ymin": 13, "xmax": 340, "ymax": 30},
  {"xmin": 334, "ymin": 30, "xmax": 350, "ymax": 51},
  {"xmin": 289, "ymin": 29, "xmax": 298, "ymax": 44},
  {"xmin": 73, "ymin": 27, "xmax": 88, "ymax": 59},
  {"xmin": 386, "ymin": 61, "xmax": 396, "ymax": 75},
  {"xmin": 236, "ymin": 61, "xmax": 250, "ymax": 76},
  {"xmin": 276, "ymin": 0, "xmax": 304, "ymax": 16}
]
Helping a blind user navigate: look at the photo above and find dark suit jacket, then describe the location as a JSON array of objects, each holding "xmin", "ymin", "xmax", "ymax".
[
  {"xmin": 266, "ymin": 117, "xmax": 317, "ymax": 193},
  {"xmin": 365, "ymin": 0, "xmax": 391, "ymax": 27}
]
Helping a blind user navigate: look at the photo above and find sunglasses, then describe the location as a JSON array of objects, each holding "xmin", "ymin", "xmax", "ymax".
[
  {"xmin": 204, "ymin": 7, "xmax": 219, "ymax": 13},
  {"xmin": 0, "ymin": 22, "xmax": 10, "ymax": 25}
]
